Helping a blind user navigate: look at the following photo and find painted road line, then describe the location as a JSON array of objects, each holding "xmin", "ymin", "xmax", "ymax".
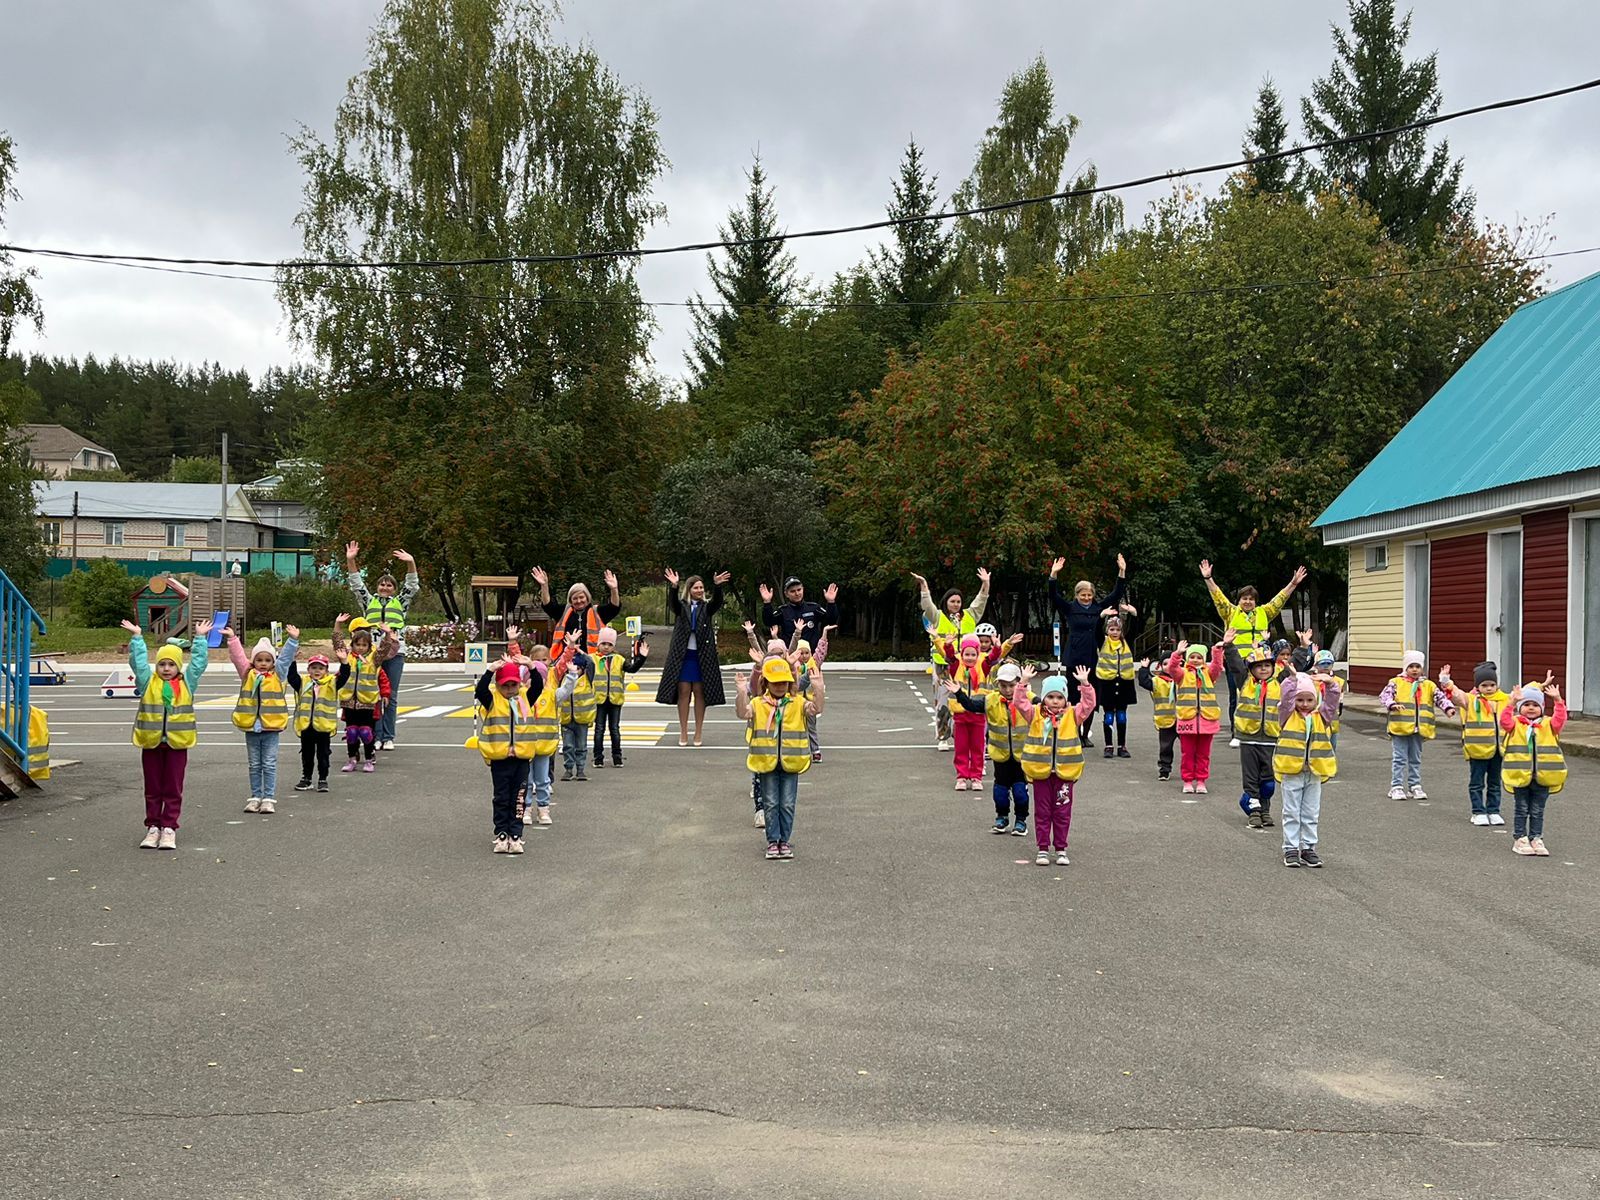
[{"xmin": 397, "ymin": 705, "xmax": 459, "ymax": 721}]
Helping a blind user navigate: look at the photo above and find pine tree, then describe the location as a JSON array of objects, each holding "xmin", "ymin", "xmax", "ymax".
[
  {"xmin": 953, "ymin": 55, "xmax": 1122, "ymax": 291},
  {"xmin": 1241, "ymin": 78, "xmax": 1300, "ymax": 196},
  {"xmin": 869, "ymin": 139, "xmax": 958, "ymax": 345},
  {"xmin": 687, "ymin": 154, "xmax": 799, "ymax": 390},
  {"xmin": 1300, "ymin": 0, "xmax": 1471, "ymax": 247}
]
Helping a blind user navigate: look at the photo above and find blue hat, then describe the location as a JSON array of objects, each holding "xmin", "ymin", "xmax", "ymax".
[
  {"xmin": 1040, "ymin": 674, "xmax": 1069, "ymax": 698},
  {"xmin": 1314, "ymin": 649, "xmax": 1335, "ymax": 668}
]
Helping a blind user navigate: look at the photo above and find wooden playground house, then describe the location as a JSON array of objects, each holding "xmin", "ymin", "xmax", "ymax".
[
  {"xmin": 469, "ymin": 575, "xmax": 548, "ymax": 649},
  {"xmin": 129, "ymin": 574, "xmax": 247, "ymax": 642}
]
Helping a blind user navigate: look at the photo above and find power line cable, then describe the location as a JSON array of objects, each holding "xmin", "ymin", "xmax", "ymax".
[{"xmin": 3, "ymin": 75, "xmax": 1597, "ymax": 272}]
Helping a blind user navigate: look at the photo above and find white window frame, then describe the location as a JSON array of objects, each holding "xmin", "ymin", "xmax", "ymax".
[
  {"xmin": 41, "ymin": 521, "xmax": 61, "ymax": 545},
  {"xmin": 1402, "ymin": 539, "xmax": 1429, "ymax": 659},
  {"xmin": 165, "ymin": 522, "xmax": 186, "ymax": 547},
  {"xmin": 102, "ymin": 521, "xmax": 124, "ymax": 547},
  {"xmin": 1364, "ymin": 542, "xmax": 1389, "ymax": 572}
]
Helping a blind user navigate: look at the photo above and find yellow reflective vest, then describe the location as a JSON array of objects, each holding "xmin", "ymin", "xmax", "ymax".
[
  {"xmin": 1234, "ymin": 677, "xmax": 1282, "ymax": 739},
  {"xmin": 133, "ymin": 677, "xmax": 197, "ymax": 750},
  {"xmin": 560, "ymin": 671, "xmax": 597, "ymax": 727},
  {"xmin": 1458, "ymin": 691, "xmax": 1507, "ymax": 760},
  {"xmin": 946, "ymin": 658, "xmax": 989, "ymax": 715},
  {"xmin": 1020, "ymin": 708, "xmax": 1084, "ymax": 781},
  {"xmin": 984, "ymin": 690, "xmax": 1032, "ymax": 762},
  {"xmin": 1273, "ymin": 710, "xmax": 1337, "ymax": 779},
  {"xmin": 1500, "ymin": 718, "xmax": 1566, "ymax": 792},
  {"xmin": 294, "ymin": 675, "xmax": 340, "ymax": 735},
  {"xmin": 1148, "ymin": 674, "xmax": 1176, "ymax": 729},
  {"xmin": 747, "ymin": 694, "xmax": 811, "ymax": 774},
  {"xmin": 1096, "ymin": 638, "xmax": 1135, "ymax": 681},
  {"xmin": 1175, "ymin": 664, "xmax": 1220, "ymax": 723},
  {"xmin": 232, "ymin": 670, "xmax": 289, "ymax": 732},
  {"xmin": 528, "ymin": 686, "xmax": 560, "ymax": 756},
  {"xmin": 339, "ymin": 655, "xmax": 382, "ymax": 708},
  {"xmin": 478, "ymin": 687, "xmax": 537, "ymax": 762},
  {"xmin": 592, "ymin": 653, "xmax": 629, "ymax": 705},
  {"xmin": 1386, "ymin": 677, "xmax": 1437, "ymax": 738}
]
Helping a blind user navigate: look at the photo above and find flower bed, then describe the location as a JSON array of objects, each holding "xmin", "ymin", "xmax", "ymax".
[{"xmin": 404, "ymin": 619, "xmax": 481, "ymax": 662}]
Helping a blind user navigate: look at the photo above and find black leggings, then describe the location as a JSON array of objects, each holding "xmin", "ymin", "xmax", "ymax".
[{"xmin": 299, "ymin": 730, "xmax": 331, "ymax": 780}]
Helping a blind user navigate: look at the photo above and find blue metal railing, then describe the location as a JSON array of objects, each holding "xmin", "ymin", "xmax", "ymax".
[{"xmin": 1, "ymin": 568, "xmax": 46, "ymax": 771}]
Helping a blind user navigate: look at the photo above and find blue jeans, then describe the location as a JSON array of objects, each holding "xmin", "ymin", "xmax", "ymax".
[
  {"xmin": 376, "ymin": 655, "xmax": 403, "ymax": 742},
  {"xmin": 561, "ymin": 724, "xmax": 589, "ymax": 775},
  {"xmin": 1280, "ymin": 772, "xmax": 1322, "ymax": 850},
  {"xmin": 1468, "ymin": 754, "xmax": 1503, "ymax": 814},
  {"xmin": 1513, "ymin": 784, "xmax": 1550, "ymax": 839},
  {"xmin": 528, "ymin": 754, "xmax": 553, "ymax": 808},
  {"xmin": 245, "ymin": 730, "xmax": 280, "ymax": 799},
  {"xmin": 1390, "ymin": 734, "xmax": 1424, "ymax": 789},
  {"xmin": 760, "ymin": 769, "xmax": 799, "ymax": 844}
]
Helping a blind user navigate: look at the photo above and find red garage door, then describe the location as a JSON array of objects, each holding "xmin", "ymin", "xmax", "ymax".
[
  {"xmin": 1522, "ymin": 508, "xmax": 1569, "ymax": 686},
  {"xmin": 1429, "ymin": 533, "xmax": 1487, "ymax": 676}
]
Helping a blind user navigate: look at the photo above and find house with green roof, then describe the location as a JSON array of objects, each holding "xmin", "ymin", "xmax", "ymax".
[{"xmin": 1315, "ymin": 269, "xmax": 1600, "ymax": 711}]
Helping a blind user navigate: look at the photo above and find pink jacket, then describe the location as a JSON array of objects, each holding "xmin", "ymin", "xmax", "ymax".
[
  {"xmin": 1012, "ymin": 681, "xmax": 1097, "ymax": 729},
  {"xmin": 1499, "ymin": 699, "xmax": 1568, "ymax": 736},
  {"xmin": 1166, "ymin": 646, "xmax": 1226, "ymax": 735}
]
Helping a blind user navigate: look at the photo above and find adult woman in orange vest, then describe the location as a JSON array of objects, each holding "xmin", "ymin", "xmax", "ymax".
[{"xmin": 533, "ymin": 566, "xmax": 622, "ymax": 654}]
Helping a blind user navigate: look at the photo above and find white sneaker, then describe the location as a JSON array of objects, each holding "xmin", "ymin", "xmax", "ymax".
[
  {"xmin": 157, "ymin": 828, "xmax": 177, "ymax": 850},
  {"xmin": 259, "ymin": 799, "xmax": 276, "ymax": 814},
  {"xmin": 243, "ymin": 797, "xmax": 261, "ymax": 813},
  {"xmin": 493, "ymin": 835, "xmax": 510, "ymax": 853},
  {"xmin": 381, "ymin": 739, "xmax": 396, "ymax": 751},
  {"xmin": 1488, "ymin": 813, "xmax": 1506, "ymax": 826},
  {"xmin": 1056, "ymin": 850, "xmax": 1071, "ymax": 866},
  {"xmin": 1511, "ymin": 836, "xmax": 1533, "ymax": 855},
  {"xmin": 1387, "ymin": 787, "xmax": 1407, "ymax": 800},
  {"xmin": 1470, "ymin": 813, "xmax": 1490, "ymax": 826},
  {"xmin": 754, "ymin": 809, "xmax": 766, "ymax": 827},
  {"xmin": 938, "ymin": 738, "xmax": 953, "ymax": 752},
  {"xmin": 1195, "ymin": 783, "xmax": 1208, "ymax": 794},
  {"xmin": 1182, "ymin": 782, "xmax": 1195, "ymax": 794},
  {"xmin": 1228, "ymin": 737, "xmax": 1241, "ymax": 749},
  {"xmin": 537, "ymin": 807, "xmax": 552, "ymax": 826},
  {"xmin": 1035, "ymin": 850, "xmax": 1050, "ymax": 865},
  {"xmin": 139, "ymin": 826, "xmax": 160, "ymax": 849},
  {"xmin": 1409, "ymin": 786, "xmax": 1428, "ymax": 800},
  {"xmin": 509, "ymin": 837, "xmax": 525, "ymax": 855}
]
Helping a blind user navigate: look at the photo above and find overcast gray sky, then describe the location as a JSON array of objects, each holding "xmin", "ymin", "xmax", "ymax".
[{"xmin": 3, "ymin": 1, "xmax": 1597, "ymax": 385}]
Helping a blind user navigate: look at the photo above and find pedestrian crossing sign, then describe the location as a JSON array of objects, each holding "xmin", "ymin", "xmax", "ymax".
[
  {"xmin": 464, "ymin": 642, "xmax": 488, "ymax": 673},
  {"xmin": 625, "ymin": 616, "xmax": 642, "ymax": 638}
]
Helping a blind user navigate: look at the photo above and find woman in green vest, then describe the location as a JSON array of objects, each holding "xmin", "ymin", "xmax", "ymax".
[
  {"xmin": 345, "ymin": 540, "xmax": 421, "ymax": 752},
  {"xmin": 1199, "ymin": 559, "xmax": 1307, "ymax": 737},
  {"xmin": 911, "ymin": 567, "xmax": 991, "ymax": 752}
]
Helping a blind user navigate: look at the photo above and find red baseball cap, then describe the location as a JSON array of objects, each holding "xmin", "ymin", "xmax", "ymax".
[{"xmin": 495, "ymin": 663, "xmax": 523, "ymax": 686}]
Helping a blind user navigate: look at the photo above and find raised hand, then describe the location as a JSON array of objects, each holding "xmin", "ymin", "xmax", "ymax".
[
  {"xmin": 603, "ymin": 568, "xmax": 618, "ymax": 591},
  {"xmin": 1542, "ymin": 671, "xmax": 1555, "ymax": 688},
  {"xmin": 1020, "ymin": 664, "xmax": 1037, "ymax": 683},
  {"xmin": 1175, "ymin": 640, "xmax": 1189, "ymax": 657},
  {"xmin": 1221, "ymin": 628, "xmax": 1238, "ymax": 645},
  {"xmin": 822, "ymin": 625, "xmax": 838, "ymax": 637},
  {"xmin": 742, "ymin": 620, "xmax": 756, "ymax": 633},
  {"xmin": 636, "ymin": 638, "xmax": 650, "ymax": 658},
  {"xmin": 823, "ymin": 582, "xmax": 838, "ymax": 603},
  {"xmin": 345, "ymin": 540, "xmax": 360, "ymax": 561},
  {"xmin": 221, "ymin": 626, "xmax": 236, "ymax": 642},
  {"xmin": 284, "ymin": 624, "xmax": 300, "ymax": 640},
  {"xmin": 1137, "ymin": 657, "xmax": 1150, "ymax": 670},
  {"xmin": 1072, "ymin": 665, "xmax": 1091, "ymax": 684},
  {"xmin": 393, "ymin": 548, "xmax": 414, "ymax": 565},
  {"xmin": 713, "ymin": 570, "xmax": 732, "ymax": 585},
  {"xmin": 1048, "ymin": 557, "xmax": 1065, "ymax": 579},
  {"xmin": 734, "ymin": 670, "xmax": 750, "ymax": 692},
  {"xmin": 1116, "ymin": 552, "xmax": 1127, "ymax": 574},
  {"xmin": 1291, "ymin": 565, "xmax": 1309, "ymax": 586},
  {"xmin": 1439, "ymin": 665, "xmax": 1452, "ymax": 684},
  {"xmin": 663, "ymin": 567, "xmax": 679, "ymax": 587},
  {"xmin": 976, "ymin": 566, "xmax": 991, "ymax": 585},
  {"xmin": 193, "ymin": 618, "xmax": 214, "ymax": 638},
  {"xmin": 759, "ymin": 582, "xmax": 774, "ymax": 603},
  {"xmin": 1198, "ymin": 559, "xmax": 1212, "ymax": 580},
  {"xmin": 908, "ymin": 571, "xmax": 928, "ymax": 590},
  {"xmin": 1547, "ymin": 684, "xmax": 1562, "ymax": 703},
  {"xmin": 334, "ymin": 647, "xmax": 349, "ymax": 663},
  {"xmin": 119, "ymin": 619, "xmax": 141, "ymax": 634},
  {"xmin": 1297, "ymin": 628, "xmax": 1313, "ymax": 647},
  {"xmin": 1119, "ymin": 602, "xmax": 1137, "ymax": 615},
  {"xmin": 1100, "ymin": 607, "xmax": 1117, "ymax": 618},
  {"xmin": 335, "ymin": 612, "xmax": 350, "ymax": 625},
  {"xmin": 1004, "ymin": 632, "xmax": 1024, "ymax": 648},
  {"xmin": 531, "ymin": 565, "xmax": 549, "ymax": 587},
  {"xmin": 564, "ymin": 630, "xmax": 580, "ymax": 648},
  {"xmin": 506, "ymin": 624, "xmax": 522, "ymax": 642}
]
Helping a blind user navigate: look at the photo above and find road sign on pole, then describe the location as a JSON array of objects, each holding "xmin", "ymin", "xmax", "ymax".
[{"xmin": 464, "ymin": 642, "xmax": 488, "ymax": 674}]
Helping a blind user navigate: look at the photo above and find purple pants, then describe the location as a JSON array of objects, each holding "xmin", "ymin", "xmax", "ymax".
[
  {"xmin": 141, "ymin": 744, "xmax": 188, "ymax": 830},
  {"xmin": 1032, "ymin": 776, "xmax": 1075, "ymax": 851}
]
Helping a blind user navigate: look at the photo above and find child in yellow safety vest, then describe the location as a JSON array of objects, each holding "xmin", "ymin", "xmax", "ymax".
[
  {"xmin": 121, "ymin": 617, "xmax": 213, "ymax": 850},
  {"xmin": 289, "ymin": 653, "xmax": 340, "ymax": 794},
  {"xmin": 1225, "ymin": 642, "xmax": 1281, "ymax": 830},
  {"xmin": 1093, "ymin": 608, "xmax": 1139, "ymax": 760},
  {"xmin": 1165, "ymin": 633, "xmax": 1231, "ymax": 794},
  {"xmin": 226, "ymin": 624, "xmax": 300, "ymax": 816},
  {"xmin": 935, "ymin": 630, "xmax": 1022, "ymax": 790},
  {"xmin": 1136, "ymin": 652, "xmax": 1179, "ymax": 781},
  {"xmin": 944, "ymin": 659, "xmax": 1033, "ymax": 838},
  {"xmin": 473, "ymin": 655, "xmax": 551, "ymax": 855},
  {"xmin": 1380, "ymin": 650, "xmax": 1455, "ymax": 801},
  {"xmin": 1499, "ymin": 681, "xmax": 1568, "ymax": 857},
  {"xmin": 1010, "ymin": 667, "xmax": 1097, "ymax": 866},
  {"xmin": 794, "ymin": 626, "xmax": 834, "ymax": 762},
  {"xmin": 333, "ymin": 615, "xmax": 396, "ymax": 774},
  {"xmin": 555, "ymin": 629, "xmax": 596, "ymax": 782},
  {"xmin": 1438, "ymin": 661, "xmax": 1510, "ymax": 828},
  {"xmin": 1274, "ymin": 671, "xmax": 1341, "ymax": 868},
  {"xmin": 735, "ymin": 657, "xmax": 826, "ymax": 861},
  {"xmin": 590, "ymin": 627, "xmax": 650, "ymax": 770}
]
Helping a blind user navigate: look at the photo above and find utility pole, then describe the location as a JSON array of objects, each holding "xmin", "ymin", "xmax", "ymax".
[
  {"xmin": 70, "ymin": 490, "xmax": 79, "ymax": 574},
  {"xmin": 219, "ymin": 432, "xmax": 229, "ymax": 579}
]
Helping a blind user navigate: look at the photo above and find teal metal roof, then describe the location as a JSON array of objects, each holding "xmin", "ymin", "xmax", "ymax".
[{"xmin": 1316, "ymin": 268, "xmax": 1600, "ymax": 527}]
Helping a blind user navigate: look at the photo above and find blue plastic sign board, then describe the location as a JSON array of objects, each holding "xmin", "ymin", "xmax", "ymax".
[{"xmin": 208, "ymin": 612, "xmax": 230, "ymax": 647}]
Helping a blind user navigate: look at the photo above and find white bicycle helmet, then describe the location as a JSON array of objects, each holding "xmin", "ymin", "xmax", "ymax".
[{"xmin": 975, "ymin": 622, "xmax": 999, "ymax": 639}]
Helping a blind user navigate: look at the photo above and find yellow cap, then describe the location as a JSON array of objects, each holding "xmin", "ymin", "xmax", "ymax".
[
  {"xmin": 762, "ymin": 658, "xmax": 795, "ymax": 684},
  {"xmin": 154, "ymin": 644, "xmax": 184, "ymax": 667},
  {"xmin": 348, "ymin": 617, "xmax": 372, "ymax": 633}
]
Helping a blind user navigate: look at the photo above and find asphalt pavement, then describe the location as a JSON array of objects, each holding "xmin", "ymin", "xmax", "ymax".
[{"xmin": 3, "ymin": 670, "xmax": 1598, "ymax": 1199}]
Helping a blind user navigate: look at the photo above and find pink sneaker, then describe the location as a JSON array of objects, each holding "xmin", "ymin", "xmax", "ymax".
[
  {"xmin": 341, "ymin": 760, "xmax": 358, "ymax": 773},
  {"xmin": 139, "ymin": 826, "xmax": 160, "ymax": 849},
  {"xmin": 1196, "ymin": 782, "xmax": 1209, "ymax": 794},
  {"xmin": 362, "ymin": 761, "xmax": 376, "ymax": 773},
  {"xmin": 1530, "ymin": 837, "xmax": 1550, "ymax": 857},
  {"xmin": 1182, "ymin": 782, "xmax": 1195, "ymax": 794},
  {"xmin": 954, "ymin": 778, "xmax": 967, "ymax": 791},
  {"xmin": 1511, "ymin": 837, "xmax": 1533, "ymax": 855}
]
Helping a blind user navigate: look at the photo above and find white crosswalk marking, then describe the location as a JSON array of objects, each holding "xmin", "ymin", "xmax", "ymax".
[{"xmin": 398, "ymin": 705, "xmax": 458, "ymax": 721}]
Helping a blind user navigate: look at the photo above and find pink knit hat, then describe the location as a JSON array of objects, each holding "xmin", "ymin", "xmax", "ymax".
[
  {"xmin": 250, "ymin": 637, "xmax": 275, "ymax": 659},
  {"xmin": 960, "ymin": 635, "xmax": 981, "ymax": 650}
]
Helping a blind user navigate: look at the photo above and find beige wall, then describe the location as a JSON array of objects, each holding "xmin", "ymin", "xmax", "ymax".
[
  {"xmin": 39, "ymin": 517, "xmax": 214, "ymax": 561},
  {"xmin": 1346, "ymin": 542, "xmax": 1405, "ymax": 668},
  {"xmin": 29, "ymin": 451, "xmax": 120, "ymax": 478}
]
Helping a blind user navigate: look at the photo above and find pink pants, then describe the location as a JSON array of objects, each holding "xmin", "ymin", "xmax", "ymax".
[
  {"xmin": 1179, "ymin": 732, "xmax": 1214, "ymax": 783},
  {"xmin": 1032, "ymin": 776, "xmax": 1074, "ymax": 850},
  {"xmin": 953, "ymin": 712, "xmax": 987, "ymax": 780}
]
